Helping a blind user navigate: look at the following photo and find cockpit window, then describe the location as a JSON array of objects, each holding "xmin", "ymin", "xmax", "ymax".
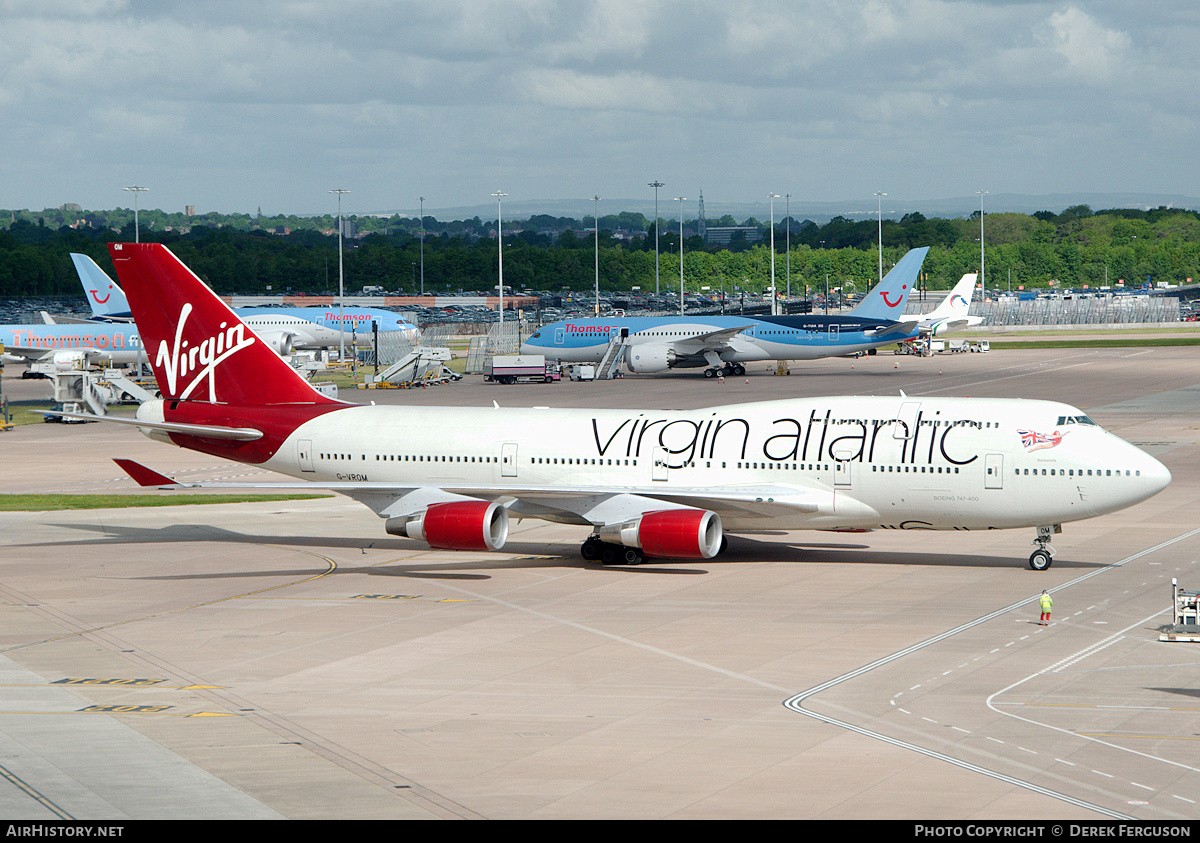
[{"xmin": 1056, "ymin": 415, "xmax": 1097, "ymax": 426}]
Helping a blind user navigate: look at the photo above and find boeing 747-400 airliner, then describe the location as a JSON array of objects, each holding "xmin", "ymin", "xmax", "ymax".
[{"xmin": 64, "ymin": 243, "xmax": 1169, "ymax": 571}]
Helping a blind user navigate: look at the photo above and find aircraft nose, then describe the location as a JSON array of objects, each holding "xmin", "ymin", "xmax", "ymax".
[{"xmin": 1142, "ymin": 452, "xmax": 1172, "ymax": 496}]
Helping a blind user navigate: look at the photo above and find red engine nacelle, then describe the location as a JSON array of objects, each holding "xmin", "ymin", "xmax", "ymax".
[
  {"xmin": 387, "ymin": 500, "xmax": 509, "ymax": 551},
  {"xmin": 599, "ymin": 509, "xmax": 723, "ymax": 559}
]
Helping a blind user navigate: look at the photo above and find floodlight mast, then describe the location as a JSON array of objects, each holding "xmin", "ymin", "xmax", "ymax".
[
  {"xmin": 329, "ymin": 187, "xmax": 350, "ymax": 363},
  {"xmin": 649, "ymin": 181, "xmax": 664, "ymax": 296},
  {"xmin": 492, "ymin": 191, "xmax": 507, "ymax": 325},
  {"xmin": 123, "ymin": 186, "xmax": 148, "ymax": 243}
]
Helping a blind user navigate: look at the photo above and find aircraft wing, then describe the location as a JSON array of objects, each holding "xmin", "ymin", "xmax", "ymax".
[
  {"xmin": 669, "ymin": 324, "xmax": 756, "ymax": 351},
  {"xmin": 0, "ymin": 345, "xmax": 56, "ymax": 362},
  {"xmin": 866, "ymin": 319, "xmax": 920, "ymax": 338},
  {"xmin": 111, "ymin": 460, "xmax": 850, "ymax": 527}
]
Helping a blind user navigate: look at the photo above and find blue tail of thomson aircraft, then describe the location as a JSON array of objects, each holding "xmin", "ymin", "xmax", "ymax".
[
  {"xmin": 71, "ymin": 253, "xmax": 132, "ymax": 320},
  {"xmin": 848, "ymin": 247, "xmax": 929, "ymax": 321}
]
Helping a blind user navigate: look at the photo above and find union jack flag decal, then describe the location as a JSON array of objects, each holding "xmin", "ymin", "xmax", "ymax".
[{"xmin": 1018, "ymin": 429, "xmax": 1066, "ymax": 452}]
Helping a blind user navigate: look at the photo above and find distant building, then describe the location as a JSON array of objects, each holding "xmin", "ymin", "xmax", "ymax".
[{"xmin": 704, "ymin": 226, "xmax": 762, "ymax": 246}]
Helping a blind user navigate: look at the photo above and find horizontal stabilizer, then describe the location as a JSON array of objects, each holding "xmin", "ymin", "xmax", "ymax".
[
  {"xmin": 113, "ymin": 459, "xmax": 181, "ymax": 487},
  {"xmin": 869, "ymin": 319, "xmax": 920, "ymax": 337},
  {"xmin": 41, "ymin": 410, "xmax": 264, "ymax": 440}
]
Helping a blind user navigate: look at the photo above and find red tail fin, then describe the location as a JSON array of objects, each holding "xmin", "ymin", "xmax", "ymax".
[{"xmin": 108, "ymin": 243, "xmax": 337, "ymax": 406}]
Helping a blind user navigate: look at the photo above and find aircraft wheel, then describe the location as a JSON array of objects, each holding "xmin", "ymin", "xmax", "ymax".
[
  {"xmin": 622, "ymin": 547, "xmax": 644, "ymax": 565},
  {"xmin": 580, "ymin": 539, "xmax": 600, "ymax": 561},
  {"xmin": 1028, "ymin": 549, "xmax": 1053, "ymax": 571},
  {"xmin": 733, "ymin": 364, "xmax": 746, "ymax": 376},
  {"xmin": 600, "ymin": 544, "xmax": 621, "ymax": 565},
  {"xmin": 704, "ymin": 368, "xmax": 717, "ymax": 379}
]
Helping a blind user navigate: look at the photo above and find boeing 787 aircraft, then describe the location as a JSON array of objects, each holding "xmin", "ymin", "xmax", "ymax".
[
  {"xmin": 521, "ymin": 247, "xmax": 928, "ymax": 377},
  {"xmin": 65, "ymin": 243, "xmax": 1169, "ymax": 571},
  {"xmin": 70, "ymin": 252, "xmax": 419, "ymax": 345}
]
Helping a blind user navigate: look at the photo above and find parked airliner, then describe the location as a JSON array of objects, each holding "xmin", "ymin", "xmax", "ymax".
[
  {"xmin": 76, "ymin": 243, "xmax": 1169, "ymax": 571},
  {"xmin": 1, "ymin": 321, "xmax": 145, "ymax": 368},
  {"xmin": 521, "ymin": 247, "xmax": 928, "ymax": 377},
  {"xmin": 70, "ymin": 252, "xmax": 419, "ymax": 345},
  {"xmin": 917, "ymin": 273, "xmax": 984, "ymax": 335}
]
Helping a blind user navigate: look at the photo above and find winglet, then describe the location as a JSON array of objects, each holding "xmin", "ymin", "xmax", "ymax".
[{"xmin": 113, "ymin": 459, "xmax": 180, "ymax": 488}]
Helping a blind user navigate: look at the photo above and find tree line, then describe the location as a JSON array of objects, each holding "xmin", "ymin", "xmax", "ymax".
[{"xmin": 1, "ymin": 204, "xmax": 1197, "ymax": 299}]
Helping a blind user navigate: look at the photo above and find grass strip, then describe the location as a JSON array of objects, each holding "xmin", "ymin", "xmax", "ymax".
[{"xmin": 983, "ymin": 337, "xmax": 1200, "ymax": 350}]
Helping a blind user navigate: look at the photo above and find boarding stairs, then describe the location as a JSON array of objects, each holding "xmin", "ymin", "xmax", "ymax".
[
  {"xmin": 596, "ymin": 335, "xmax": 627, "ymax": 380},
  {"xmin": 363, "ymin": 347, "xmax": 457, "ymax": 386}
]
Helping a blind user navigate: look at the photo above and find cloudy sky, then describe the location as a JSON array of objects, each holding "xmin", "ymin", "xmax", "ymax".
[{"xmin": 3, "ymin": 0, "xmax": 1198, "ymax": 219}]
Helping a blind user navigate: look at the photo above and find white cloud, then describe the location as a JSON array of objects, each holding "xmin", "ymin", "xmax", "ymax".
[{"xmin": 1044, "ymin": 5, "xmax": 1131, "ymax": 80}]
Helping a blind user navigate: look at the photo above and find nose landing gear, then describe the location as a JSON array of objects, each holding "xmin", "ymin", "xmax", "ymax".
[{"xmin": 1029, "ymin": 524, "xmax": 1060, "ymax": 570}]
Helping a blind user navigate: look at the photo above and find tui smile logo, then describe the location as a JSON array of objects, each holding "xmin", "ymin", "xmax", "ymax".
[
  {"xmin": 879, "ymin": 284, "xmax": 908, "ymax": 308},
  {"xmin": 157, "ymin": 303, "xmax": 256, "ymax": 401}
]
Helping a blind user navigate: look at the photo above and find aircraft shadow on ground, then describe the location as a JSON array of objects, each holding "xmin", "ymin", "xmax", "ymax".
[{"xmin": 25, "ymin": 521, "xmax": 1108, "ymax": 578}]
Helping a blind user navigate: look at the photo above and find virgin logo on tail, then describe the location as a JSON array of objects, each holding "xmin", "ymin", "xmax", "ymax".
[
  {"xmin": 879, "ymin": 284, "xmax": 908, "ymax": 308},
  {"xmin": 157, "ymin": 303, "xmax": 256, "ymax": 401}
]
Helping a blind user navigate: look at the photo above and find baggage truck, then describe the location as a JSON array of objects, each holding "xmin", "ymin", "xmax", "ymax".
[{"xmin": 486, "ymin": 354, "xmax": 560, "ymax": 385}]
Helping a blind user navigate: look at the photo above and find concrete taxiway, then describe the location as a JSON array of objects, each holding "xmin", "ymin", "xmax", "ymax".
[{"xmin": 2, "ymin": 346, "xmax": 1199, "ymax": 819}]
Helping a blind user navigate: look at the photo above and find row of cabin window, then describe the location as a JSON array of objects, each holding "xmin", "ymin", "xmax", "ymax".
[
  {"xmin": 1016, "ymin": 468, "xmax": 1140, "ymax": 477},
  {"xmin": 320, "ymin": 454, "xmax": 498, "ymax": 463}
]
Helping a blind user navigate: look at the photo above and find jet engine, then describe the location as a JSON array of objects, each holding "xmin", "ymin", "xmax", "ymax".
[
  {"xmin": 385, "ymin": 500, "xmax": 509, "ymax": 552},
  {"xmin": 597, "ymin": 509, "xmax": 723, "ymax": 559},
  {"xmin": 51, "ymin": 350, "xmax": 88, "ymax": 371},
  {"xmin": 625, "ymin": 344, "xmax": 675, "ymax": 374},
  {"xmin": 254, "ymin": 331, "xmax": 295, "ymax": 356}
]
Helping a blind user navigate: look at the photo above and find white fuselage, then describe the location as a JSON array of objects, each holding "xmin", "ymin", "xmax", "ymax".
[
  {"xmin": 203, "ymin": 395, "xmax": 1168, "ymax": 534},
  {"xmin": 239, "ymin": 314, "xmax": 348, "ymax": 349}
]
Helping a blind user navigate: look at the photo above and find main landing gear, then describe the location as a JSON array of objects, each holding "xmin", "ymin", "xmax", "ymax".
[
  {"xmin": 580, "ymin": 534, "xmax": 730, "ymax": 565},
  {"xmin": 704, "ymin": 363, "xmax": 745, "ymax": 378},
  {"xmin": 1029, "ymin": 525, "xmax": 1059, "ymax": 571},
  {"xmin": 580, "ymin": 536, "xmax": 644, "ymax": 565}
]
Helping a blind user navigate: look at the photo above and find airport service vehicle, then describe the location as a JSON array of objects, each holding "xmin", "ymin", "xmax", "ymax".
[
  {"xmin": 485, "ymin": 354, "xmax": 559, "ymax": 385},
  {"xmin": 70, "ymin": 253, "xmax": 419, "ymax": 345},
  {"xmin": 521, "ymin": 248, "xmax": 929, "ymax": 377},
  {"xmin": 73, "ymin": 244, "xmax": 1170, "ymax": 571}
]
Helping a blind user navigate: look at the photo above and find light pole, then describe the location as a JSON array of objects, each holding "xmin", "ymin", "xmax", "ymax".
[
  {"xmin": 768, "ymin": 193, "xmax": 779, "ymax": 315},
  {"xmin": 977, "ymin": 190, "xmax": 988, "ymax": 303},
  {"xmin": 675, "ymin": 196, "xmax": 686, "ymax": 316},
  {"xmin": 329, "ymin": 187, "xmax": 350, "ymax": 363},
  {"xmin": 492, "ymin": 191, "xmax": 507, "ymax": 326},
  {"xmin": 593, "ymin": 195, "xmax": 601, "ymax": 316},
  {"xmin": 785, "ymin": 193, "xmax": 791, "ymax": 302},
  {"xmin": 418, "ymin": 196, "xmax": 425, "ymax": 297},
  {"xmin": 874, "ymin": 191, "xmax": 886, "ymax": 286},
  {"xmin": 649, "ymin": 181, "xmax": 664, "ymax": 296},
  {"xmin": 123, "ymin": 185, "xmax": 148, "ymax": 243}
]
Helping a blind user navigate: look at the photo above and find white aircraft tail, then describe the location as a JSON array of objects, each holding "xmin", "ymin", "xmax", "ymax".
[{"xmin": 928, "ymin": 273, "xmax": 977, "ymax": 319}]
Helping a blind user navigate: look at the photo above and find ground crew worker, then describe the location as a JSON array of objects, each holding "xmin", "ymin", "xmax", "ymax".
[{"xmin": 1038, "ymin": 590, "xmax": 1053, "ymax": 625}]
